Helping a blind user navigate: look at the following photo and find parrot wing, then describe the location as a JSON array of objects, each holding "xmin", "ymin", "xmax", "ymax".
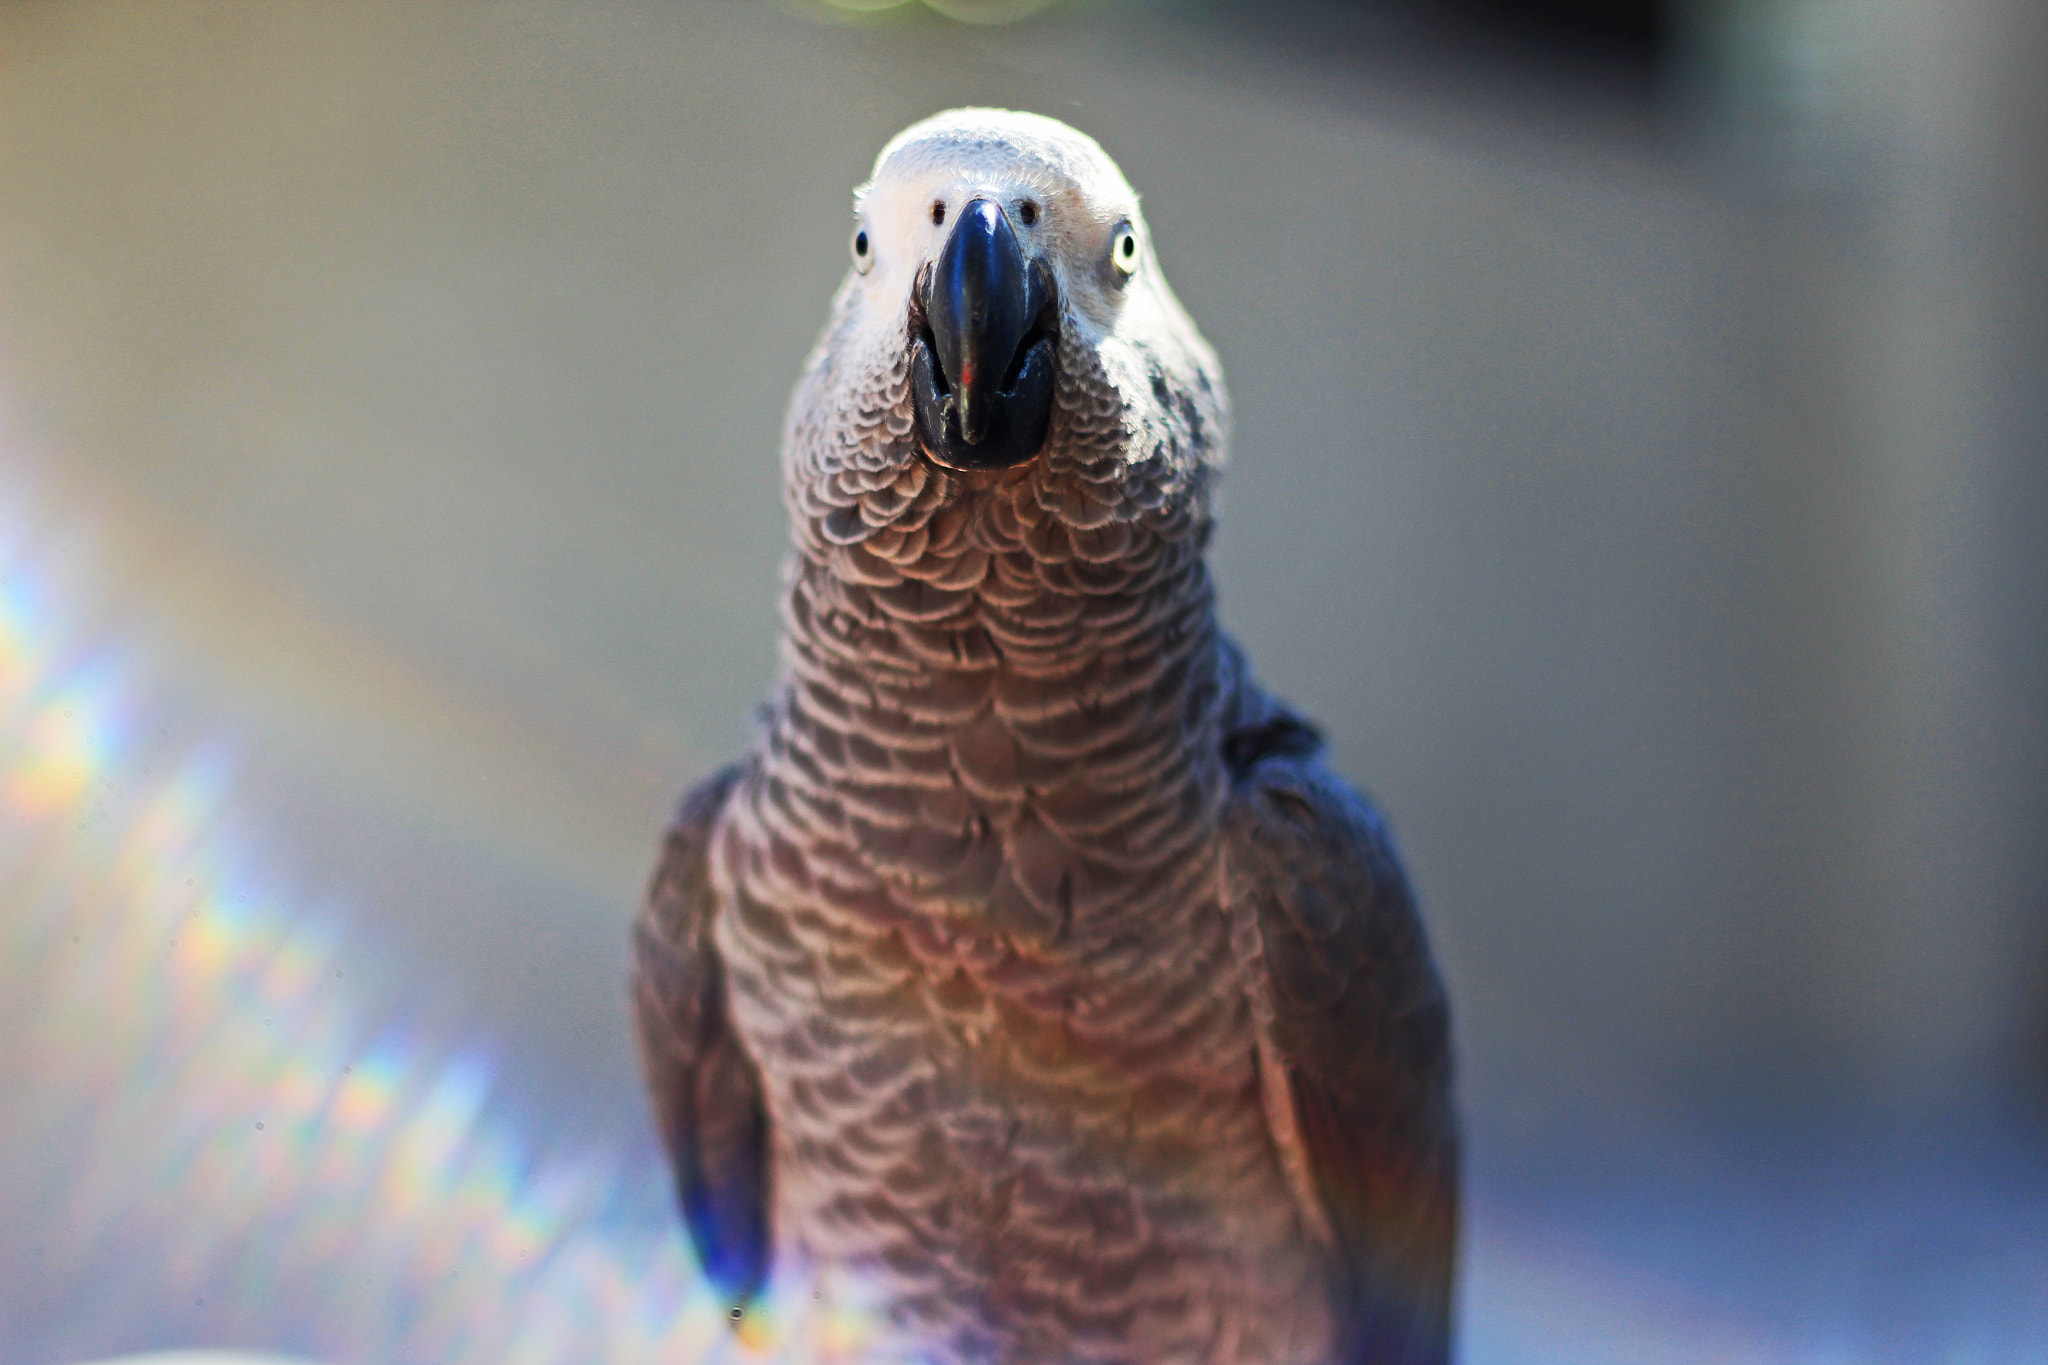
[
  {"xmin": 631, "ymin": 761, "xmax": 772, "ymax": 1311},
  {"xmin": 1221, "ymin": 708, "xmax": 1458, "ymax": 1365}
]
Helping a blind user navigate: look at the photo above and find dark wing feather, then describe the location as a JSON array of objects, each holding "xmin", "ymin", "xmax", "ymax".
[
  {"xmin": 630, "ymin": 761, "xmax": 772, "ymax": 1310},
  {"xmin": 1223, "ymin": 714, "xmax": 1458, "ymax": 1365}
]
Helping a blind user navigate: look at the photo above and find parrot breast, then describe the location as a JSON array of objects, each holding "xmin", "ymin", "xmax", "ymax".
[{"xmin": 709, "ymin": 329, "xmax": 1335, "ymax": 1363}]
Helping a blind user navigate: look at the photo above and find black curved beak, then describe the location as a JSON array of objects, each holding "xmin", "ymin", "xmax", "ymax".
[{"xmin": 911, "ymin": 198, "xmax": 1058, "ymax": 471}]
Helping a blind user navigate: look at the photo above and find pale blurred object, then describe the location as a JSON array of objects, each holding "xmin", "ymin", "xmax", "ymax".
[
  {"xmin": 71, "ymin": 1355, "xmax": 324, "ymax": 1365},
  {"xmin": 1677, "ymin": 0, "xmax": 2048, "ymax": 1105},
  {"xmin": 806, "ymin": 0, "xmax": 1062, "ymax": 22}
]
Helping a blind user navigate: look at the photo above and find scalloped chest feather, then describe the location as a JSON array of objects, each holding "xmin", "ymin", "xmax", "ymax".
[{"xmin": 705, "ymin": 340, "xmax": 1333, "ymax": 1363}]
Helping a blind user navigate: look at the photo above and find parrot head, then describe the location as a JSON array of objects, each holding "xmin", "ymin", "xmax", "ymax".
[{"xmin": 785, "ymin": 108, "xmax": 1226, "ymax": 547}]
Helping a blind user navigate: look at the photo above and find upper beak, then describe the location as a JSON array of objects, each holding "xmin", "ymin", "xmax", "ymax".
[{"xmin": 911, "ymin": 198, "xmax": 1058, "ymax": 471}]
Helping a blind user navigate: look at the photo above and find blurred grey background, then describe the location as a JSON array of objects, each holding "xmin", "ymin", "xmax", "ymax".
[{"xmin": 3, "ymin": 0, "xmax": 2044, "ymax": 1360}]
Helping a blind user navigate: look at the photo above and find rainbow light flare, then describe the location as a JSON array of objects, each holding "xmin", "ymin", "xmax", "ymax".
[
  {"xmin": 0, "ymin": 465, "xmax": 1853, "ymax": 1365},
  {"xmin": 0, "ymin": 482, "xmax": 882, "ymax": 1364}
]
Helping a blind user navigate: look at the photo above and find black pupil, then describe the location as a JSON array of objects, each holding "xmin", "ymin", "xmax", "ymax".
[
  {"xmin": 855, "ymin": 230, "xmax": 867, "ymax": 255},
  {"xmin": 1121, "ymin": 236, "xmax": 1134, "ymax": 256}
]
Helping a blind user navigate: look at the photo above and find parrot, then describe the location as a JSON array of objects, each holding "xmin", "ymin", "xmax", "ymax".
[{"xmin": 632, "ymin": 108, "xmax": 1457, "ymax": 1365}]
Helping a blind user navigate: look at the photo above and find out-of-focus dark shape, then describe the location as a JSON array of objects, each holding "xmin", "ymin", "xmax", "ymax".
[
  {"xmin": 1377, "ymin": 0, "xmax": 1672, "ymax": 67},
  {"xmin": 1983, "ymin": 0, "xmax": 2048, "ymax": 1130}
]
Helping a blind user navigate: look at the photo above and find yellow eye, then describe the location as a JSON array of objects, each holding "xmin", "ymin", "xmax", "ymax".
[
  {"xmin": 852, "ymin": 224, "xmax": 874, "ymax": 274},
  {"xmin": 1111, "ymin": 224, "xmax": 1139, "ymax": 278}
]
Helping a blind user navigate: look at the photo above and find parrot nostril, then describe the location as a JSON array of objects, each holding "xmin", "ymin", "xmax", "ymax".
[
  {"xmin": 1019, "ymin": 200, "xmax": 1038, "ymax": 225},
  {"xmin": 931, "ymin": 200, "xmax": 946, "ymax": 226}
]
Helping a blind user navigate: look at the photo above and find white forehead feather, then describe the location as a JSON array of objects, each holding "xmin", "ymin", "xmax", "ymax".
[{"xmin": 863, "ymin": 107, "xmax": 1138, "ymax": 211}]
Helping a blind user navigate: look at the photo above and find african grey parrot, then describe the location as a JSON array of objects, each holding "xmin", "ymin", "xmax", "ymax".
[{"xmin": 632, "ymin": 108, "xmax": 1457, "ymax": 1365}]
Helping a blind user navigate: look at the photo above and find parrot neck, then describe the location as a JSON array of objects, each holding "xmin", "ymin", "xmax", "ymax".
[{"xmin": 759, "ymin": 486, "xmax": 1233, "ymax": 936}]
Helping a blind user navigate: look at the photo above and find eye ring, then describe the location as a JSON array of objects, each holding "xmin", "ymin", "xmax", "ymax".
[
  {"xmin": 851, "ymin": 224, "xmax": 874, "ymax": 274},
  {"xmin": 1111, "ymin": 223, "xmax": 1139, "ymax": 278}
]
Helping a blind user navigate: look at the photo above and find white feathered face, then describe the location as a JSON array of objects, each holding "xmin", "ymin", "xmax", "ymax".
[{"xmin": 796, "ymin": 108, "xmax": 1226, "ymax": 508}]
